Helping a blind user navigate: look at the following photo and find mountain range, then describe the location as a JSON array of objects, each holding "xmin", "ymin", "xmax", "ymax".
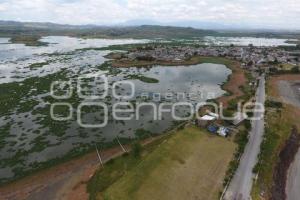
[{"xmin": 0, "ymin": 20, "xmax": 299, "ymax": 40}]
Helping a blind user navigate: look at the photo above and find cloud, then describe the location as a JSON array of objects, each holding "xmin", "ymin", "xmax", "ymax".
[{"xmin": 0, "ymin": 0, "xmax": 299, "ymax": 29}]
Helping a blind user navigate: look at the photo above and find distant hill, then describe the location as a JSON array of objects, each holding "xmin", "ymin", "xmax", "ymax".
[
  {"xmin": 95, "ymin": 25, "xmax": 217, "ymax": 39},
  {"xmin": 0, "ymin": 20, "xmax": 217, "ymax": 39},
  {"xmin": 120, "ymin": 19, "xmax": 239, "ymax": 30}
]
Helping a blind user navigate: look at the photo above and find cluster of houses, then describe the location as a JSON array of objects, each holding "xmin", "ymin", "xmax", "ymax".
[
  {"xmin": 194, "ymin": 111, "xmax": 246, "ymax": 137},
  {"xmin": 239, "ymin": 47, "xmax": 298, "ymax": 69},
  {"xmin": 196, "ymin": 112, "xmax": 229, "ymax": 137},
  {"xmin": 121, "ymin": 44, "xmax": 299, "ymax": 71}
]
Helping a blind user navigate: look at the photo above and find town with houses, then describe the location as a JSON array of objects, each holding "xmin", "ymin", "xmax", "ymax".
[{"xmin": 114, "ymin": 44, "xmax": 300, "ymax": 72}]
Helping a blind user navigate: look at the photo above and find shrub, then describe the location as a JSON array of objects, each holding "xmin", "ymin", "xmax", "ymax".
[
  {"xmin": 244, "ymin": 120, "xmax": 252, "ymax": 130},
  {"xmin": 265, "ymin": 100, "xmax": 283, "ymax": 108}
]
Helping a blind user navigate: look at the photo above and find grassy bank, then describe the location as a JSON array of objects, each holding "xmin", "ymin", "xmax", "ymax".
[
  {"xmin": 125, "ymin": 74, "xmax": 159, "ymax": 83},
  {"xmin": 88, "ymin": 125, "xmax": 236, "ymax": 200},
  {"xmin": 111, "ymin": 55, "xmax": 239, "ymax": 68}
]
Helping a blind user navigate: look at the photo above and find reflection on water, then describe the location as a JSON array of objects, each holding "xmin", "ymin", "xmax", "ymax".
[
  {"xmin": 170, "ymin": 36, "xmax": 296, "ymax": 47},
  {"xmin": 0, "ymin": 36, "xmax": 149, "ymax": 83}
]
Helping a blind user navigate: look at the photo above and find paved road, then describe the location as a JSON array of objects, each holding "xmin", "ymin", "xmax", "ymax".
[{"xmin": 224, "ymin": 75, "xmax": 265, "ymax": 200}]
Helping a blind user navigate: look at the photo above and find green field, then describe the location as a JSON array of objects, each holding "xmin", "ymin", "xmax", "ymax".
[
  {"xmin": 88, "ymin": 125, "xmax": 236, "ymax": 200},
  {"xmin": 125, "ymin": 74, "xmax": 159, "ymax": 83}
]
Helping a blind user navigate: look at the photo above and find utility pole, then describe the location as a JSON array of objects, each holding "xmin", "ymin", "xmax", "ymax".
[
  {"xmin": 95, "ymin": 144, "xmax": 104, "ymax": 167},
  {"xmin": 116, "ymin": 136, "xmax": 127, "ymax": 153}
]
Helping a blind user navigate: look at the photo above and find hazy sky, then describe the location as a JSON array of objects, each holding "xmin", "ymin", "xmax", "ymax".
[{"xmin": 0, "ymin": 0, "xmax": 299, "ymax": 29}]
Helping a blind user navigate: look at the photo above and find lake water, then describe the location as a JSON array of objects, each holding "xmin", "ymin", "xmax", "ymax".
[
  {"xmin": 203, "ymin": 36, "xmax": 296, "ymax": 46},
  {"xmin": 168, "ymin": 36, "xmax": 297, "ymax": 47},
  {"xmin": 0, "ymin": 36, "xmax": 232, "ymax": 182}
]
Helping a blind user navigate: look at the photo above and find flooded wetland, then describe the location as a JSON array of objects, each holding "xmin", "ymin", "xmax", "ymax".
[{"xmin": 0, "ymin": 36, "xmax": 233, "ymax": 183}]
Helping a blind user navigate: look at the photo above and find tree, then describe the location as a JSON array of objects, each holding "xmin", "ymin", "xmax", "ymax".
[
  {"xmin": 291, "ymin": 66, "xmax": 300, "ymax": 74},
  {"xmin": 247, "ymin": 60, "xmax": 254, "ymax": 66},
  {"xmin": 269, "ymin": 67, "xmax": 279, "ymax": 74},
  {"xmin": 131, "ymin": 142, "xmax": 142, "ymax": 158}
]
